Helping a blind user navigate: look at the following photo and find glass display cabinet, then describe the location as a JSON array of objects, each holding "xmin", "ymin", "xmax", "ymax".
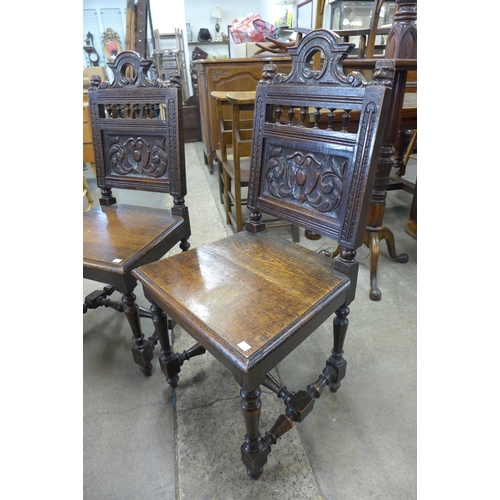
[
  {"xmin": 330, "ymin": 0, "xmax": 396, "ymax": 30},
  {"xmin": 329, "ymin": 0, "xmax": 396, "ymax": 56}
]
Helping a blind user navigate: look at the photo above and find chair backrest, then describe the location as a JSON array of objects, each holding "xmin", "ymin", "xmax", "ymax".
[
  {"xmin": 87, "ymin": 51, "xmax": 186, "ymax": 204},
  {"xmin": 247, "ymin": 29, "xmax": 394, "ymax": 250},
  {"xmin": 227, "ymin": 91, "xmax": 255, "ymax": 167},
  {"xmin": 212, "ymin": 91, "xmax": 254, "ymax": 162},
  {"xmin": 211, "ymin": 91, "xmax": 233, "ymax": 163}
]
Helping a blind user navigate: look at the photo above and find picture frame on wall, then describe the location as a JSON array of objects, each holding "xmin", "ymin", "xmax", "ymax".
[
  {"xmin": 102, "ymin": 27, "xmax": 122, "ymax": 61},
  {"xmin": 296, "ymin": 0, "xmax": 314, "ymax": 29}
]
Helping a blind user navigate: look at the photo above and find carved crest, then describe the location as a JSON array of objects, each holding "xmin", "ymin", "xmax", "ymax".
[
  {"xmin": 275, "ymin": 29, "xmax": 366, "ymax": 87},
  {"xmin": 91, "ymin": 50, "xmax": 181, "ymax": 90}
]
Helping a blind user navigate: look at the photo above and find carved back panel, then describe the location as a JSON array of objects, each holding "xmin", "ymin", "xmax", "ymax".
[
  {"xmin": 87, "ymin": 51, "xmax": 186, "ymax": 197},
  {"xmin": 248, "ymin": 29, "xmax": 394, "ymax": 249}
]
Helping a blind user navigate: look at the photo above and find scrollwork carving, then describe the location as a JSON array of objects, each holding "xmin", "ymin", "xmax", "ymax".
[
  {"xmin": 346, "ymin": 71, "xmax": 366, "ymax": 88},
  {"xmin": 87, "ymin": 51, "xmax": 181, "ymax": 91},
  {"xmin": 279, "ymin": 29, "xmax": 366, "ymax": 87},
  {"xmin": 108, "ymin": 136, "xmax": 168, "ymax": 178},
  {"xmin": 211, "ymin": 70, "xmax": 228, "ymax": 80},
  {"xmin": 262, "ymin": 145, "xmax": 346, "ymax": 215}
]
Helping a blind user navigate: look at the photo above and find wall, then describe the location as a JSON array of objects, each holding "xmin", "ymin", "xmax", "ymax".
[
  {"xmin": 83, "ymin": 1, "xmax": 329, "ymax": 98},
  {"xmin": 182, "ymin": 0, "xmax": 296, "ymax": 59},
  {"xmin": 181, "ymin": 1, "xmax": 330, "ymax": 59}
]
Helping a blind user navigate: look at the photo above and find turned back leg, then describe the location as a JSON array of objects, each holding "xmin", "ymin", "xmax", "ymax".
[{"xmin": 122, "ymin": 292, "xmax": 154, "ymax": 376}]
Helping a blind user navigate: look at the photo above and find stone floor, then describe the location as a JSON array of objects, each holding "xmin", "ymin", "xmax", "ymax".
[{"xmin": 83, "ymin": 141, "xmax": 417, "ymax": 499}]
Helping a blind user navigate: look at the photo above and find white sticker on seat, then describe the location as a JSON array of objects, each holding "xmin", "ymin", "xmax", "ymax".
[{"xmin": 237, "ymin": 341, "xmax": 251, "ymax": 352}]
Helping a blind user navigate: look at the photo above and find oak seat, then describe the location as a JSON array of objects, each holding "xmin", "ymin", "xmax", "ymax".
[{"xmin": 136, "ymin": 230, "xmax": 349, "ymax": 385}]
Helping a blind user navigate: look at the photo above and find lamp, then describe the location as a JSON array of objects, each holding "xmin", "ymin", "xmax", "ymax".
[
  {"xmin": 212, "ymin": 7, "xmax": 222, "ymax": 41},
  {"xmin": 275, "ymin": 0, "xmax": 296, "ymax": 28}
]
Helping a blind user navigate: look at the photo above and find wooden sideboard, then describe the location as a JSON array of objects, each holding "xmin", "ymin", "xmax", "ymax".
[{"xmin": 193, "ymin": 57, "xmax": 292, "ymax": 173}]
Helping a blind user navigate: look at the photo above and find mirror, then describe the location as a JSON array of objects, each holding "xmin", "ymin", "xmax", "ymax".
[{"xmin": 102, "ymin": 27, "xmax": 122, "ymax": 61}]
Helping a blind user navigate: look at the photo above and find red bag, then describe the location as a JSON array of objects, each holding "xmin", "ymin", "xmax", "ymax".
[
  {"xmin": 229, "ymin": 14, "xmax": 276, "ymax": 44},
  {"xmin": 251, "ymin": 18, "xmax": 277, "ymax": 42}
]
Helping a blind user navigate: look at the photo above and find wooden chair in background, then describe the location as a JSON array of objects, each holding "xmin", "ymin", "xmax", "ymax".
[
  {"xmin": 83, "ymin": 97, "xmax": 96, "ymax": 212},
  {"xmin": 211, "ymin": 91, "xmax": 254, "ymax": 206},
  {"xmin": 132, "ymin": 30, "xmax": 394, "ymax": 478},
  {"xmin": 222, "ymin": 91, "xmax": 254, "ymax": 233},
  {"xmin": 83, "ymin": 174, "xmax": 93, "ymax": 212},
  {"xmin": 334, "ymin": 0, "xmax": 392, "ymax": 60},
  {"xmin": 217, "ymin": 91, "xmax": 299, "ymax": 241},
  {"xmin": 83, "ymin": 51, "xmax": 191, "ymax": 376},
  {"xmin": 211, "ymin": 91, "xmax": 232, "ymax": 204}
]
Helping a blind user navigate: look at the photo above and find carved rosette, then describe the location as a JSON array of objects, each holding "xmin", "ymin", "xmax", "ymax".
[{"xmin": 262, "ymin": 145, "xmax": 346, "ymax": 216}]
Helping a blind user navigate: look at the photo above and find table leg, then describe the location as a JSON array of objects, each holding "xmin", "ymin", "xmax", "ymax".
[{"xmin": 364, "ymin": 140, "xmax": 409, "ymax": 301}]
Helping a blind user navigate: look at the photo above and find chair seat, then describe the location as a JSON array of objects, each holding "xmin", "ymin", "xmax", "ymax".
[
  {"xmin": 223, "ymin": 156, "xmax": 251, "ymax": 182},
  {"xmin": 215, "ymin": 147, "xmax": 233, "ymax": 163},
  {"xmin": 84, "ymin": 204, "xmax": 186, "ymax": 285},
  {"xmin": 133, "ymin": 230, "xmax": 350, "ymax": 387}
]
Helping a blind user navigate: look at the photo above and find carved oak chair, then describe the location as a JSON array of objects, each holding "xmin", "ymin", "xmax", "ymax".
[
  {"xmin": 133, "ymin": 30, "xmax": 393, "ymax": 478},
  {"xmin": 83, "ymin": 51, "xmax": 190, "ymax": 376}
]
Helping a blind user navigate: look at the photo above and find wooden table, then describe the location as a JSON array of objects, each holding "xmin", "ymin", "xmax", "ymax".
[
  {"xmin": 226, "ymin": 90, "xmax": 256, "ymax": 103},
  {"xmin": 343, "ymin": 57, "xmax": 417, "ymax": 300}
]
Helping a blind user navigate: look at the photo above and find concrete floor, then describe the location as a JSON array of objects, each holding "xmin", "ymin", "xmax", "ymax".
[{"xmin": 83, "ymin": 141, "xmax": 417, "ymax": 499}]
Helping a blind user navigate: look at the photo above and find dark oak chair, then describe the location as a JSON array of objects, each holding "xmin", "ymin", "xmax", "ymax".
[
  {"xmin": 133, "ymin": 30, "xmax": 393, "ymax": 478},
  {"xmin": 83, "ymin": 51, "xmax": 191, "ymax": 376}
]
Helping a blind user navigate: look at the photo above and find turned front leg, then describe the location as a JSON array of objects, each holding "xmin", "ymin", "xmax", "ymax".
[
  {"xmin": 306, "ymin": 302, "xmax": 350, "ymax": 397},
  {"xmin": 150, "ymin": 303, "xmax": 180, "ymax": 387},
  {"xmin": 328, "ymin": 303, "xmax": 350, "ymax": 392},
  {"xmin": 240, "ymin": 388, "xmax": 271, "ymax": 480},
  {"xmin": 122, "ymin": 292, "xmax": 154, "ymax": 376},
  {"xmin": 150, "ymin": 303, "xmax": 206, "ymax": 388}
]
